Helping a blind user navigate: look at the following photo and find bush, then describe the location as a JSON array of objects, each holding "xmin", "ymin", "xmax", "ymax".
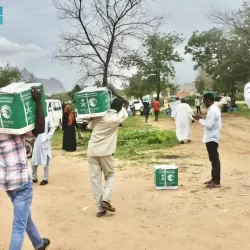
[
  {"xmin": 186, "ymin": 95, "xmax": 196, "ymax": 106},
  {"xmin": 76, "ymin": 129, "xmax": 178, "ymax": 159},
  {"xmin": 235, "ymin": 92, "xmax": 244, "ymax": 101}
]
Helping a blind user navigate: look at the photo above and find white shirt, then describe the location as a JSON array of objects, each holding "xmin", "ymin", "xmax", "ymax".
[
  {"xmin": 244, "ymin": 82, "xmax": 250, "ymax": 109},
  {"xmin": 87, "ymin": 108, "xmax": 128, "ymax": 156},
  {"xmin": 199, "ymin": 104, "xmax": 222, "ymax": 144},
  {"xmin": 195, "ymin": 98, "xmax": 200, "ymax": 106}
]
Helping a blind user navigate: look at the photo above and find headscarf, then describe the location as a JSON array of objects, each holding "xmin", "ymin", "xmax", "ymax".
[{"xmin": 64, "ymin": 105, "xmax": 74, "ymax": 126}]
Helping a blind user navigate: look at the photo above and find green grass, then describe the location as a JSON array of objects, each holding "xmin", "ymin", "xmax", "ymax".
[
  {"xmin": 234, "ymin": 104, "xmax": 250, "ymax": 119},
  {"xmin": 52, "ymin": 116, "xmax": 179, "ymax": 160}
]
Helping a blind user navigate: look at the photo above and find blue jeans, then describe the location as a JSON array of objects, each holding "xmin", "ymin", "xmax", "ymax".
[{"xmin": 7, "ymin": 182, "xmax": 44, "ymax": 250}]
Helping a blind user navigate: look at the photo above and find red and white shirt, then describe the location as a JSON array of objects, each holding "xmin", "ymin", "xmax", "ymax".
[{"xmin": 0, "ymin": 132, "xmax": 34, "ymax": 191}]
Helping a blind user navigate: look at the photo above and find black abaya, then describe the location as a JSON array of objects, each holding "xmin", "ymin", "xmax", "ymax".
[{"xmin": 62, "ymin": 113, "xmax": 78, "ymax": 152}]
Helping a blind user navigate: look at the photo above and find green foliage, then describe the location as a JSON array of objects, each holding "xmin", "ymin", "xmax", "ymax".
[
  {"xmin": 235, "ymin": 92, "xmax": 244, "ymax": 101},
  {"xmin": 51, "ymin": 117, "xmax": 178, "ymax": 160},
  {"xmin": 121, "ymin": 33, "xmax": 184, "ymax": 98},
  {"xmin": 122, "ymin": 73, "xmax": 153, "ymax": 99},
  {"xmin": 68, "ymin": 84, "xmax": 83, "ymax": 101},
  {"xmin": 186, "ymin": 95, "xmax": 196, "ymax": 106},
  {"xmin": 195, "ymin": 70, "xmax": 214, "ymax": 94},
  {"xmin": 76, "ymin": 129, "xmax": 178, "ymax": 159},
  {"xmin": 0, "ymin": 63, "xmax": 22, "ymax": 87},
  {"xmin": 185, "ymin": 28, "xmax": 250, "ymax": 104}
]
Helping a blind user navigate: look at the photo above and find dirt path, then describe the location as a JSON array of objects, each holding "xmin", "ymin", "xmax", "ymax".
[{"xmin": 1, "ymin": 115, "xmax": 250, "ymax": 250}]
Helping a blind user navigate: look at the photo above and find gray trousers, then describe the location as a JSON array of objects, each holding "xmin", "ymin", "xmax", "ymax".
[
  {"xmin": 32, "ymin": 165, "xmax": 49, "ymax": 181},
  {"xmin": 88, "ymin": 155, "xmax": 115, "ymax": 212}
]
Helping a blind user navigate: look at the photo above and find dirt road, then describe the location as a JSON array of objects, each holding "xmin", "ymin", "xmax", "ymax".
[{"xmin": 1, "ymin": 115, "xmax": 250, "ymax": 250}]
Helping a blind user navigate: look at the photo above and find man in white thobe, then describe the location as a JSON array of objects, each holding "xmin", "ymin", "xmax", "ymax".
[
  {"xmin": 244, "ymin": 82, "xmax": 250, "ymax": 109},
  {"xmin": 175, "ymin": 99, "xmax": 194, "ymax": 144},
  {"xmin": 32, "ymin": 115, "xmax": 55, "ymax": 185},
  {"xmin": 171, "ymin": 97, "xmax": 181, "ymax": 120}
]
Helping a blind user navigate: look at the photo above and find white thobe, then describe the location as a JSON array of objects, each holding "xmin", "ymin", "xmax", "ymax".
[
  {"xmin": 171, "ymin": 100, "xmax": 181, "ymax": 118},
  {"xmin": 244, "ymin": 82, "xmax": 250, "ymax": 109},
  {"xmin": 32, "ymin": 116, "xmax": 55, "ymax": 167},
  {"xmin": 175, "ymin": 103, "xmax": 194, "ymax": 142}
]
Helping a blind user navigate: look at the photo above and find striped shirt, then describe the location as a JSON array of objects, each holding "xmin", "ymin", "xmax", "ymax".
[{"xmin": 0, "ymin": 132, "xmax": 34, "ymax": 191}]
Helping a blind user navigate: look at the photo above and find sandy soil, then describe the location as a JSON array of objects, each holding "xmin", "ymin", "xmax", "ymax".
[{"xmin": 1, "ymin": 114, "xmax": 250, "ymax": 250}]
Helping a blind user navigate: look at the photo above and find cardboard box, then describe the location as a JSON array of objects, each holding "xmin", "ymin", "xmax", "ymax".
[
  {"xmin": 75, "ymin": 87, "xmax": 112, "ymax": 118},
  {"xmin": 0, "ymin": 82, "xmax": 47, "ymax": 134},
  {"xmin": 154, "ymin": 165, "xmax": 178, "ymax": 190}
]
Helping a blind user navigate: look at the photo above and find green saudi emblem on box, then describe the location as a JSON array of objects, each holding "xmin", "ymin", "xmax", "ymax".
[
  {"xmin": 154, "ymin": 165, "xmax": 178, "ymax": 190},
  {"xmin": 0, "ymin": 82, "xmax": 47, "ymax": 135},
  {"xmin": 75, "ymin": 87, "xmax": 112, "ymax": 118}
]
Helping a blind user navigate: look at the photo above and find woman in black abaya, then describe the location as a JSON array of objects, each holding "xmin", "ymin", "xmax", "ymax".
[{"xmin": 62, "ymin": 105, "xmax": 78, "ymax": 152}]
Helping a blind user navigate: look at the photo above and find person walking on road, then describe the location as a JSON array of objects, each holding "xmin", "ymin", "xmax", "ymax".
[
  {"xmin": 171, "ymin": 97, "xmax": 181, "ymax": 120},
  {"xmin": 195, "ymin": 96, "xmax": 201, "ymax": 114},
  {"xmin": 32, "ymin": 115, "xmax": 55, "ymax": 186},
  {"xmin": 152, "ymin": 98, "xmax": 160, "ymax": 122},
  {"xmin": 175, "ymin": 99, "xmax": 194, "ymax": 144},
  {"xmin": 0, "ymin": 87, "xmax": 50, "ymax": 250},
  {"xmin": 142, "ymin": 100, "xmax": 151, "ymax": 123},
  {"xmin": 87, "ymin": 86, "xmax": 129, "ymax": 217},
  {"xmin": 194, "ymin": 93, "xmax": 222, "ymax": 188}
]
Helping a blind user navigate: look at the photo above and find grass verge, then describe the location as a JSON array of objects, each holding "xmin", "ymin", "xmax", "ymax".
[{"xmin": 52, "ymin": 116, "xmax": 178, "ymax": 160}]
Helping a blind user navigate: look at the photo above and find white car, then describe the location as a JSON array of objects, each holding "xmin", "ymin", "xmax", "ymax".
[
  {"xmin": 75, "ymin": 109, "xmax": 91, "ymax": 130},
  {"xmin": 46, "ymin": 99, "xmax": 63, "ymax": 130},
  {"xmin": 130, "ymin": 100, "xmax": 143, "ymax": 111}
]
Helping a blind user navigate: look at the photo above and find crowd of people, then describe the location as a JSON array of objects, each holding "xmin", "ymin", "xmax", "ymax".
[{"xmin": 4, "ymin": 83, "xmax": 250, "ymax": 249}]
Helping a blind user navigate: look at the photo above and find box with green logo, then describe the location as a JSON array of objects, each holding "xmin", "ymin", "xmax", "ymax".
[
  {"xmin": 0, "ymin": 82, "xmax": 47, "ymax": 135},
  {"xmin": 75, "ymin": 87, "xmax": 112, "ymax": 118},
  {"xmin": 154, "ymin": 165, "xmax": 178, "ymax": 190}
]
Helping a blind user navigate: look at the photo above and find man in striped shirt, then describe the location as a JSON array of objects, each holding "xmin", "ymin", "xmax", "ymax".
[{"xmin": 0, "ymin": 87, "xmax": 50, "ymax": 250}]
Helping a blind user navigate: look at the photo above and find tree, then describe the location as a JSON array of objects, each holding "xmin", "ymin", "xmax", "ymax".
[
  {"xmin": 122, "ymin": 73, "xmax": 153, "ymax": 99},
  {"xmin": 208, "ymin": 2, "xmax": 250, "ymax": 41},
  {"xmin": 121, "ymin": 33, "xmax": 183, "ymax": 98},
  {"xmin": 195, "ymin": 70, "xmax": 214, "ymax": 94},
  {"xmin": 185, "ymin": 28, "xmax": 250, "ymax": 104},
  {"xmin": 53, "ymin": 0, "xmax": 163, "ymax": 86},
  {"xmin": 0, "ymin": 64, "xmax": 22, "ymax": 87},
  {"xmin": 68, "ymin": 84, "xmax": 83, "ymax": 100}
]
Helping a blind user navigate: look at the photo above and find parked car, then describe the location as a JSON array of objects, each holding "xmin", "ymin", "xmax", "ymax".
[
  {"xmin": 75, "ymin": 109, "xmax": 91, "ymax": 131},
  {"xmin": 130, "ymin": 100, "xmax": 143, "ymax": 111},
  {"xmin": 46, "ymin": 99, "xmax": 63, "ymax": 130}
]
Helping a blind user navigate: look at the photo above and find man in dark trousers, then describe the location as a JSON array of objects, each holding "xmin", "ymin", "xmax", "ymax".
[
  {"xmin": 152, "ymin": 97, "xmax": 160, "ymax": 122},
  {"xmin": 194, "ymin": 93, "xmax": 222, "ymax": 188}
]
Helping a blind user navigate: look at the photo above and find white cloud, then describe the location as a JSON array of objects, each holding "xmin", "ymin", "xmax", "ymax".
[{"xmin": 0, "ymin": 37, "xmax": 46, "ymax": 65}]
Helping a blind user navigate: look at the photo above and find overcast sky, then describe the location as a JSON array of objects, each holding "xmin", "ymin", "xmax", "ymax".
[{"xmin": 0, "ymin": 0, "xmax": 243, "ymax": 90}]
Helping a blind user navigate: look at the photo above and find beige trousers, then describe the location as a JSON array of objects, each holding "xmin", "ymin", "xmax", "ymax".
[{"xmin": 88, "ymin": 155, "xmax": 115, "ymax": 212}]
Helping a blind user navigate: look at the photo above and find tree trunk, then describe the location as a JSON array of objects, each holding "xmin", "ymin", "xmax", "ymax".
[
  {"xmin": 102, "ymin": 69, "xmax": 108, "ymax": 87},
  {"xmin": 156, "ymin": 74, "xmax": 161, "ymax": 99}
]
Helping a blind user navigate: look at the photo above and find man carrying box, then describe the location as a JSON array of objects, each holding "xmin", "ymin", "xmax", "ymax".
[
  {"xmin": 87, "ymin": 86, "xmax": 129, "ymax": 217},
  {"xmin": 0, "ymin": 87, "xmax": 50, "ymax": 250}
]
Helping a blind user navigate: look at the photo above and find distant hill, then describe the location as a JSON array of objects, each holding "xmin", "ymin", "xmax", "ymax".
[{"xmin": 21, "ymin": 68, "xmax": 66, "ymax": 95}]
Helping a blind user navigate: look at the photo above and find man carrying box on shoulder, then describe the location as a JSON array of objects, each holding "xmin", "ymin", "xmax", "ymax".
[
  {"xmin": 87, "ymin": 86, "xmax": 129, "ymax": 217},
  {"xmin": 0, "ymin": 87, "xmax": 50, "ymax": 250}
]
